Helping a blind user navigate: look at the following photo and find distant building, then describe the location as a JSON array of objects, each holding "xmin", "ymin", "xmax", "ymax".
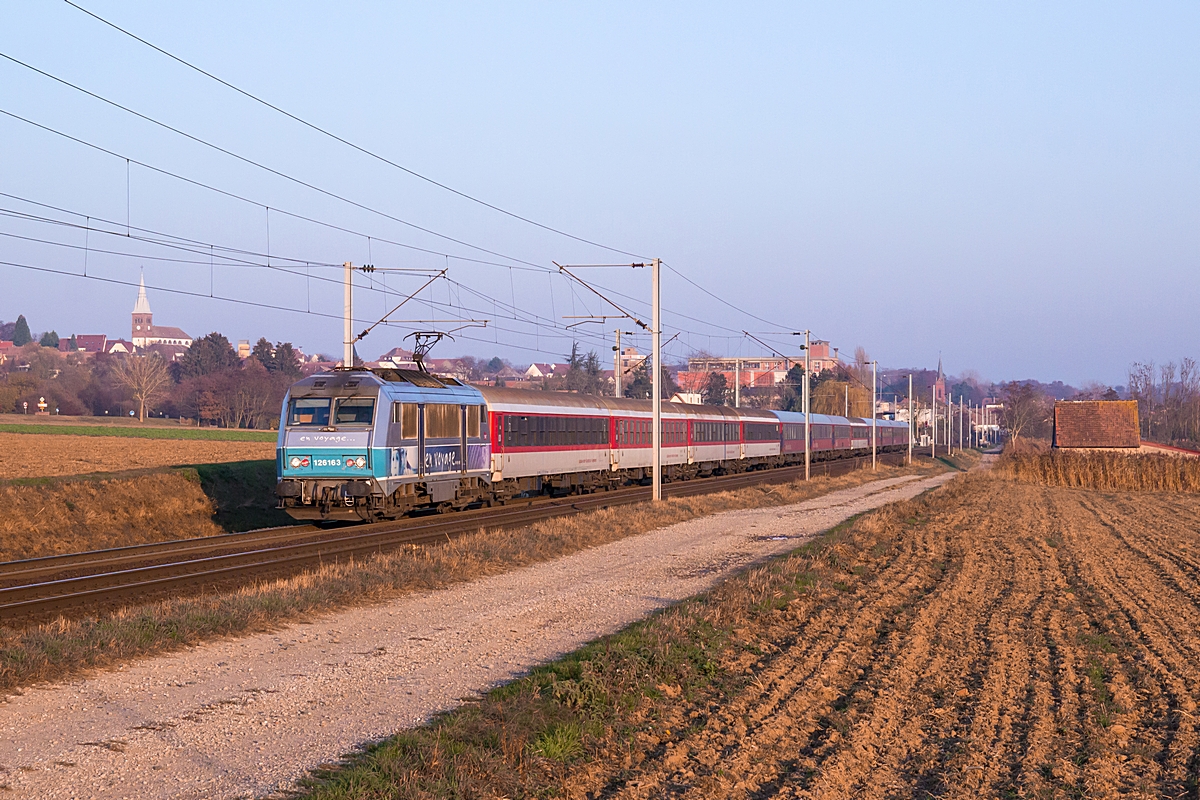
[
  {"xmin": 237, "ymin": 340, "xmax": 251, "ymax": 359},
  {"xmin": 677, "ymin": 340, "xmax": 843, "ymax": 395},
  {"xmin": 1053, "ymin": 401, "xmax": 1140, "ymax": 449},
  {"xmin": 146, "ymin": 342, "xmax": 189, "ymax": 362},
  {"xmin": 670, "ymin": 391, "xmax": 703, "ymax": 405},
  {"xmin": 525, "ymin": 363, "xmax": 573, "ymax": 380},
  {"xmin": 131, "ymin": 273, "xmax": 191, "ymax": 349},
  {"xmin": 58, "ymin": 334, "xmax": 109, "ymax": 355}
]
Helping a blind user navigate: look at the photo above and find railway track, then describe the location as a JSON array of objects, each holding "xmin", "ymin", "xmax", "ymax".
[{"xmin": 0, "ymin": 452, "xmax": 908, "ymax": 622}]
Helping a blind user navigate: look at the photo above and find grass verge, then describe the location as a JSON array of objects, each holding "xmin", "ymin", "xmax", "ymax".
[
  {"xmin": 0, "ymin": 460, "xmax": 941, "ymax": 695},
  {"xmin": 0, "ymin": 423, "xmax": 276, "ymax": 442},
  {"xmin": 291, "ymin": 474, "xmax": 965, "ymax": 800}
]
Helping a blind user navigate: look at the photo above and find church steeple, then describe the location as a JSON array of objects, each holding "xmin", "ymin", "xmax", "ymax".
[
  {"xmin": 133, "ymin": 271, "xmax": 152, "ymax": 315},
  {"xmin": 132, "ymin": 270, "xmax": 153, "ymax": 347}
]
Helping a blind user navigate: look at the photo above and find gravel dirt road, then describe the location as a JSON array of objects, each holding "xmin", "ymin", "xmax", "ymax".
[{"xmin": 0, "ymin": 472, "xmax": 948, "ymax": 799}]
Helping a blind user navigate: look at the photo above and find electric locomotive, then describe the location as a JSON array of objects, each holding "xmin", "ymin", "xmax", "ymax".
[{"xmin": 275, "ymin": 368, "xmax": 491, "ymax": 520}]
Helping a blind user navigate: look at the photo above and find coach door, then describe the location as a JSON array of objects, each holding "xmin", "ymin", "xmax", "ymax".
[{"xmin": 610, "ymin": 418, "xmax": 622, "ymax": 471}]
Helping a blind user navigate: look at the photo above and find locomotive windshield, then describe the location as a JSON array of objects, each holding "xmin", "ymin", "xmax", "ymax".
[
  {"xmin": 334, "ymin": 397, "xmax": 376, "ymax": 425},
  {"xmin": 288, "ymin": 398, "xmax": 331, "ymax": 426}
]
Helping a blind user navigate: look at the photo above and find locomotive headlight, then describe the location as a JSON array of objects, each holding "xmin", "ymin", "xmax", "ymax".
[
  {"xmin": 354, "ymin": 456, "xmax": 366, "ymax": 469},
  {"xmin": 289, "ymin": 456, "xmax": 302, "ymax": 468}
]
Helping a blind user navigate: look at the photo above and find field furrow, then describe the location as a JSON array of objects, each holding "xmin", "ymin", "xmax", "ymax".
[{"xmin": 562, "ymin": 475, "xmax": 1200, "ymax": 799}]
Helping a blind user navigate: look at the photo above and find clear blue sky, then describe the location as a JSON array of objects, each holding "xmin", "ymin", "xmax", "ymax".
[{"xmin": 1, "ymin": 2, "xmax": 1197, "ymax": 386}]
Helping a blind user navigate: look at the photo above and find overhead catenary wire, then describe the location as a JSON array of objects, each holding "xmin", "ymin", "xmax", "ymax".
[
  {"xmin": 0, "ymin": 73, "xmax": 807, "ymax": 346},
  {"xmin": 0, "ymin": 109, "xmax": 775, "ymax": 348},
  {"xmin": 62, "ymin": 0, "xmax": 650, "ymax": 261},
  {"xmin": 0, "ymin": 66, "xmax": 817, "ymax": 361},
  {"xmin": 0, "ymin": 210, "xmax": 442, "ymax": 294},
  {"xmin": 0, "ymin": 53, "xmax": 563, "ymax": 272}
]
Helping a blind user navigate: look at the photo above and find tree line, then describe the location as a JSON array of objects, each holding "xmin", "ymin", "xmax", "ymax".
[
  {"xmin": 1128, "ymin": 358, "xmax": 1200, "ymax": 446},
  {"xmin": 0, "ymin": 331, "xmax": 305, "ymax": 427}
]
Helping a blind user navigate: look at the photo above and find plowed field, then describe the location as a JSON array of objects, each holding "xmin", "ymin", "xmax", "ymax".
[
  {"xmin": 565, "ymin": 474, "xmax": 1199, "ymax": 798},
  {"xmin": 0, "ymin": 432, "xmax": 273, "ymax": 479}
]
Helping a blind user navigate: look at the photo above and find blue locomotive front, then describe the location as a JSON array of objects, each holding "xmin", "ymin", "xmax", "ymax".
[{"xmin": 275, "ymin": 368, "xmax": 492, "ymax": 521}]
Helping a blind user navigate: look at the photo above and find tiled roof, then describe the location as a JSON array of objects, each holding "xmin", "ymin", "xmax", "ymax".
[
  {"xmin": 1053, "ymin": 401, "xmax": 1140, "ymax": 448},
  {"xmin": 147, "ymin": 326, "xmax": 191, "ymax": 341}
]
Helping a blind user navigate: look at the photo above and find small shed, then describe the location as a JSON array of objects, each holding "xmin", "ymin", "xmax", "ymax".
[{"xmin": 1052, "ymin": 400, "xmax": 1140, "ymax": 449}]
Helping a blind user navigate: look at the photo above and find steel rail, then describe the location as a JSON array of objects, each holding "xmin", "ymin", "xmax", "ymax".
[{"xmin": 0, "ymin": 452, "xmax": 906, "ymax": 621}]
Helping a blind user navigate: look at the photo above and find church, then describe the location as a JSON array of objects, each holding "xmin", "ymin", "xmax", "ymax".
[{"xmin": 131, "ymin": 273, "xmax": 192, "ymax": 349}]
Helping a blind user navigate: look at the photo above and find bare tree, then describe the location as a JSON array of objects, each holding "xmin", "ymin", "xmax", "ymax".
[
  {"xmin": 113, "ymin": 354, "xmax": 171, "ymax": 422},
  {"xmin": 853, "ymin": 346, "xmax": 871, "ymax": 387},
  {"xmin": 1001, "ymin": 381, "xmax": 1051, "ymax": 444}
]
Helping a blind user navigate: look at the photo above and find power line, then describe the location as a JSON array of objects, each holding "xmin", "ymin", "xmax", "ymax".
[
  {"xmin": 0, "ymin": 56, "xmax": 550, "ymax": 271},
  {"xmin": 662, "ymin": 261, "xmax": 791, "ymax": 331},
  {"xmin": 0, "ymin": 65, "xmax": 806, "ymax": 356},
  {"xmin": 62, "ymin": 0, "xmax": 649, "ymax": 261},
  {"xmin": 1, "ymin": 47, "xmax": 790, "ymax": 345},
  {"xmin": 0, "ymin": 102, "xmax": 782, "ymax": 347},
  {"xmin": 0, "ymin": 257, "xmax": 368, "ymax": 323}
]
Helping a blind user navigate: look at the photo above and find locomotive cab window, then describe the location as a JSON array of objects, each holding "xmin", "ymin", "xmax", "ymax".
[
  {"xmin": 333, "ymin": 397, "xmax": 375, "ymax": 426},
  {"xmin": 289, "ymin": 397, "xmax": 331, "ymax": 427}
]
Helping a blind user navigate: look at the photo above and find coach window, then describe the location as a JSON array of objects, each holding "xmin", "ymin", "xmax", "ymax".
[{"xmin": 393, "ymin": 402, "xmax": 419, "ymax": 440}]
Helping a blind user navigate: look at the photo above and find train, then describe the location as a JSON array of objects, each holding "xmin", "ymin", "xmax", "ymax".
[{"xmin": 274, "ymin": 367, "xmax": 910, "ymax": 521}]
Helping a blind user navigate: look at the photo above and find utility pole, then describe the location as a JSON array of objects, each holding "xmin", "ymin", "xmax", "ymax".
[
  {"xmin": 959, "ymin": 396, "xmax": 964, "ymax": 453},
  {"xmin": 871, "ymin": 360, "xmax": 878, "ymax": 471},
  {"xmin": 614, "ymin": 330, "xmax": 622, "ymax": 397},
  {"xmin": 651, "ymin": 257, "xmax": 662, "ymax": 502},
  {"xmin": 804, "ymin": 330, "xmax": 811, "ymax": 481},
  {"xmin": 908, "ymin": 373, "xmax": 914, "ymax": 465},
  {"xmin": 844, "ymin": 384, "xmax": 849, "ymax": 417},
  {"xmin": 734, "ymin": 358, "xmax": 740, "ymax": 408},
  {"xmin": 343, "ymin": 261, "xmax": 353, "ymax": 367},
  {"xmin": 931, "ymin": 386, "xmax": 936, "ymax": 459}
]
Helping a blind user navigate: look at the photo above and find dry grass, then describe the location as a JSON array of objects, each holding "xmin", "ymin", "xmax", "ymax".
[
  {"xmin": 0, "ymin": 431, "xmax": 274, "ymax": 480},
  {"xmin": 0, "ymin": 461, "xmax": 289, "ymax": 562},
  {"xmin": 0, "ymin": 461, "xmax": 938, "ymax": 695},
  {"xmin": 297, "ymin": 470, "xmax": 1200, "ymax": 799},
  {"xmin": 0, "ymin": 472, "xmax": 222, "ymax": 562},
  {"xmin": 996, "ymin": 447, "xmax": 1200, "ymax": 493}
]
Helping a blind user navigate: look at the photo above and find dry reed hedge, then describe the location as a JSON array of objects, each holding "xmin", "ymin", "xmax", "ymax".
[{"xmin": 996, "ymin": 449, "xmax": 1200, "ymax": 493}]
